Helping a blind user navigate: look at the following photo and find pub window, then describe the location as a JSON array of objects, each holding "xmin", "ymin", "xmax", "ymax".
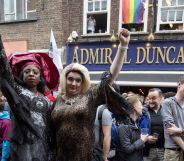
[
  {"xmin": 119, "ymin": 0, "xmax": 149, "ymax": 32},
  {"xmin": 83, "ymin": 0, "xmax": 111, "ymax": 35},
  {"xmin": 0, "ymin": 0, "xmax": 36, "ymax": 23},
  {"xmin": 157, "ymin": 0, "xmax": 184, "ymax": 31}
]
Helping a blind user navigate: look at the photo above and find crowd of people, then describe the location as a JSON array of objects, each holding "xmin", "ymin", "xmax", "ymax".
[
  {"xmin": 93, "ymin": 86, "xmax": 182, "ymax": 161},
  {"xmin": 0, "ymin": 28, "xmax": 184, "ymax": 161}
]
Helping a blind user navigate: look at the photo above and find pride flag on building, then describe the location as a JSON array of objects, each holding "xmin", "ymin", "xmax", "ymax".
[{"xmin": 122, "ymin": 0, "xmax": 145, "ymax": 24}]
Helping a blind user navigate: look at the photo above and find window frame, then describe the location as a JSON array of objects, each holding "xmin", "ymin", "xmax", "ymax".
[
  {"xmin": 83, "ymin": 0, "xmax": 111, "ymax": 35},
  {"xmin": 1, "ymin": 0, "xmax": 36, "ymax": 23},
  {"xmin": 156, "ymin": 0, "xmax": 184, "ymax": 32},
  {"xmin": 118, "ymin": 0, "xmax": 149, "ymax": 33},
  {"xmin": 4, "ymin": 0, "xmax": 16, "ymax": 21},
  {"xmin": 25, "ymin": 0, "xmax": 36, "ymax": 19}
]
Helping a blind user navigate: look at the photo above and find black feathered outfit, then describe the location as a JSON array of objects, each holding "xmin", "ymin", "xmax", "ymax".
[
  {"xmin": 51, "ymin": 72, "xmax": 133, "ymax": 161},
  {"xmin": 0, "ymin": 37, "xmax": 54, "ymax": 161}
]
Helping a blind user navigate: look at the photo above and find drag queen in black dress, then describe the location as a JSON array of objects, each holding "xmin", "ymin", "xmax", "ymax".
[{"xmin": 0, "ymin": 37, "xmax": 59, "ymax": 161}]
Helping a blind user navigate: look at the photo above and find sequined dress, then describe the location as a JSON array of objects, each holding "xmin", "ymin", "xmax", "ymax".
[
  {"xmin": 0, "ymin": 40, "xmax": 54, "ymax": 161},
  {"xmin": 51, "ymin": 72, "xmax": 132, "ymax": 161}
]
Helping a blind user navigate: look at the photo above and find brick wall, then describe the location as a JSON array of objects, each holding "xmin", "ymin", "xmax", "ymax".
[
  {"xmin": 0, "ymin": 0, "xmax": 184, "ymax": 51},
  {"xmin": 0, "ymin": 0, "xmax": 64, "ymax": 49}
]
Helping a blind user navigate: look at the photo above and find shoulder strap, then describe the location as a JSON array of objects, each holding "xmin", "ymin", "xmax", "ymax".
[
  {"xmin": 98, "ymin": 105, "xmax": 107, "ymax": 121},
  {"xmin": 97, "ymin": 105, "xmax": 107, "ymax": 144}
]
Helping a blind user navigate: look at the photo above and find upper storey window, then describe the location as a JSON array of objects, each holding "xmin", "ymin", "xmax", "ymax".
[
  {"xmin": 157, "ymin": 0, "xmax": 184, "ymax": 31},
  {"xmin": 83, "ymin": 0, "xmax": 111, "ymax": 35},
  {"xmin": 119, "ymin": 0, "xmax": 149, "ymax": 32},
  {"xmin": 0, "ymin": 0, "xmax": 36, "ymax": 23}
]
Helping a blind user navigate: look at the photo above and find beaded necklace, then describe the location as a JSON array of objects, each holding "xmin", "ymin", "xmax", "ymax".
[{"xmin": 60, "ymin": 94, "xmax": 82, "ymax": 105}]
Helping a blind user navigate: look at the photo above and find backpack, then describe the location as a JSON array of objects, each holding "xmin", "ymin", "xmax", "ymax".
[
  {"xmin": 98, "ymin": 106, "xmax": 119, "ymax": 150},
  {"xmin": 110, "ymin": 113, "xmax": 119, "ymax": 149}
]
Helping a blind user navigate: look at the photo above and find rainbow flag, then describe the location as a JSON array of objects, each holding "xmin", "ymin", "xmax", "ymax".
[{"xmin": 122, "ymin": 0, "xmax": 145, "ymax": 24}]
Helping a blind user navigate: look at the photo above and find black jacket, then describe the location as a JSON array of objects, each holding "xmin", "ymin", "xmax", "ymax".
[{"xmin": 115, "ymin": 120, "xmax": 145, "ymax": 161}]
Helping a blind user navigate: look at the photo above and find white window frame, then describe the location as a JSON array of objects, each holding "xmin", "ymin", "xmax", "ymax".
[
  {"xmin": 4, "ymin": 0, "xmax": 16, "ymax": 21},
  {"xmin": 156, "ymin": 0, "xmax": 184, "ymax": 32},
  {"xmin": 118, "ymin": 0, "xmax": 149, "ymax": 33},
  {"xmin": 2, "ymin": 0, "xmax": 36, "ymax": 22},
  {"xmin": 25, "ymin": 0, "xmax": 36, "ymax": 19},
  {"xmin": 83, "ymin": 0, "xmax": 111, "ymax": 35}
]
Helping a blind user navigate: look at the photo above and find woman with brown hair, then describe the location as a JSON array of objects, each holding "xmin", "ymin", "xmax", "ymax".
[{"xmin": 115, "ymin": 95, "xmax": 148, "ymax": 161}]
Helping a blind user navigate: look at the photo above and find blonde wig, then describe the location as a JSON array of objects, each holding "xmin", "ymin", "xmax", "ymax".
[{"xmin": 60, "ymin": 63, "xmax": 91, "ymax": 94}]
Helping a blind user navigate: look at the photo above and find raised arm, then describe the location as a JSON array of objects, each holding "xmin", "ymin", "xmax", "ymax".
[
  {"xmin": 93, "ymin": 29, "xmax": 131, "ymax": 116},
  {"xmin": 109, "ymin": 28, "xmax": 130, "ymax": 84}
]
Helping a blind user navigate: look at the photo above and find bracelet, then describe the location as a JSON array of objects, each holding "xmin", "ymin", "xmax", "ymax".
[{"xmin": 118, "ymin": 44, "xmax": 128, "ymax": 51}]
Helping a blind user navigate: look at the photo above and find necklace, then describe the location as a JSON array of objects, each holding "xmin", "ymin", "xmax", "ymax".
[{"xmin": 61, "ymin": 94, "xmax": 81, "ymax": 105}]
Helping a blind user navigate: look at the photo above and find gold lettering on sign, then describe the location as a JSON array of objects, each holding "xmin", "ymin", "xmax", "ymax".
[
  {"xmin": 124, "ymin": 53, "xmax": 131, "ymax": 64},
  {"xmin": 72, "ymin": 48, "xmax": 79, "ymax": 63},
  {"xmin": 81, "ymin": 49, "xmax": 89, "ymax": 64},
  {"xmin": 166, "ymin": 47, "xmax": 175, "ymax": 64},
  {"xmin": 89, "ymin": 48, "xmax": 99, "ymax": 64},
  {"xmin": 104, "ymin": 48, "xmax": 112, "ymax": 64},
  {"xmin": 155, "ymin": 47, "xmax": 165, "ymax": 64},
  {"xmin": 176, "ymin": 47, "xmax": 184, "ymax": 63},
  {"xmin": 146, "ymin": 47, "xmax": 154, "ymax": 64},
  {"xmin": 71, "ymin": 45, "xmax": 184, "ymax": 65},
  {"xmin": 136, "ymin": 47, "xmax": 146, "ymax": 64},
  {"xmin": 100, "ymin": 48, "xmax": 105, "ymax": 64}
]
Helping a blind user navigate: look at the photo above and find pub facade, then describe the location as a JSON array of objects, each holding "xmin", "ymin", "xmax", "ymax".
[{"xmin": 0, "ymin": 0, "xmax": 184, "ymax": 94}]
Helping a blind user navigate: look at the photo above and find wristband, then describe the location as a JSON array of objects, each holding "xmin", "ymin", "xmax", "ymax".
[{"xmin": 118, "ymin": 44, "xmax": 128, "ymax": 51}]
